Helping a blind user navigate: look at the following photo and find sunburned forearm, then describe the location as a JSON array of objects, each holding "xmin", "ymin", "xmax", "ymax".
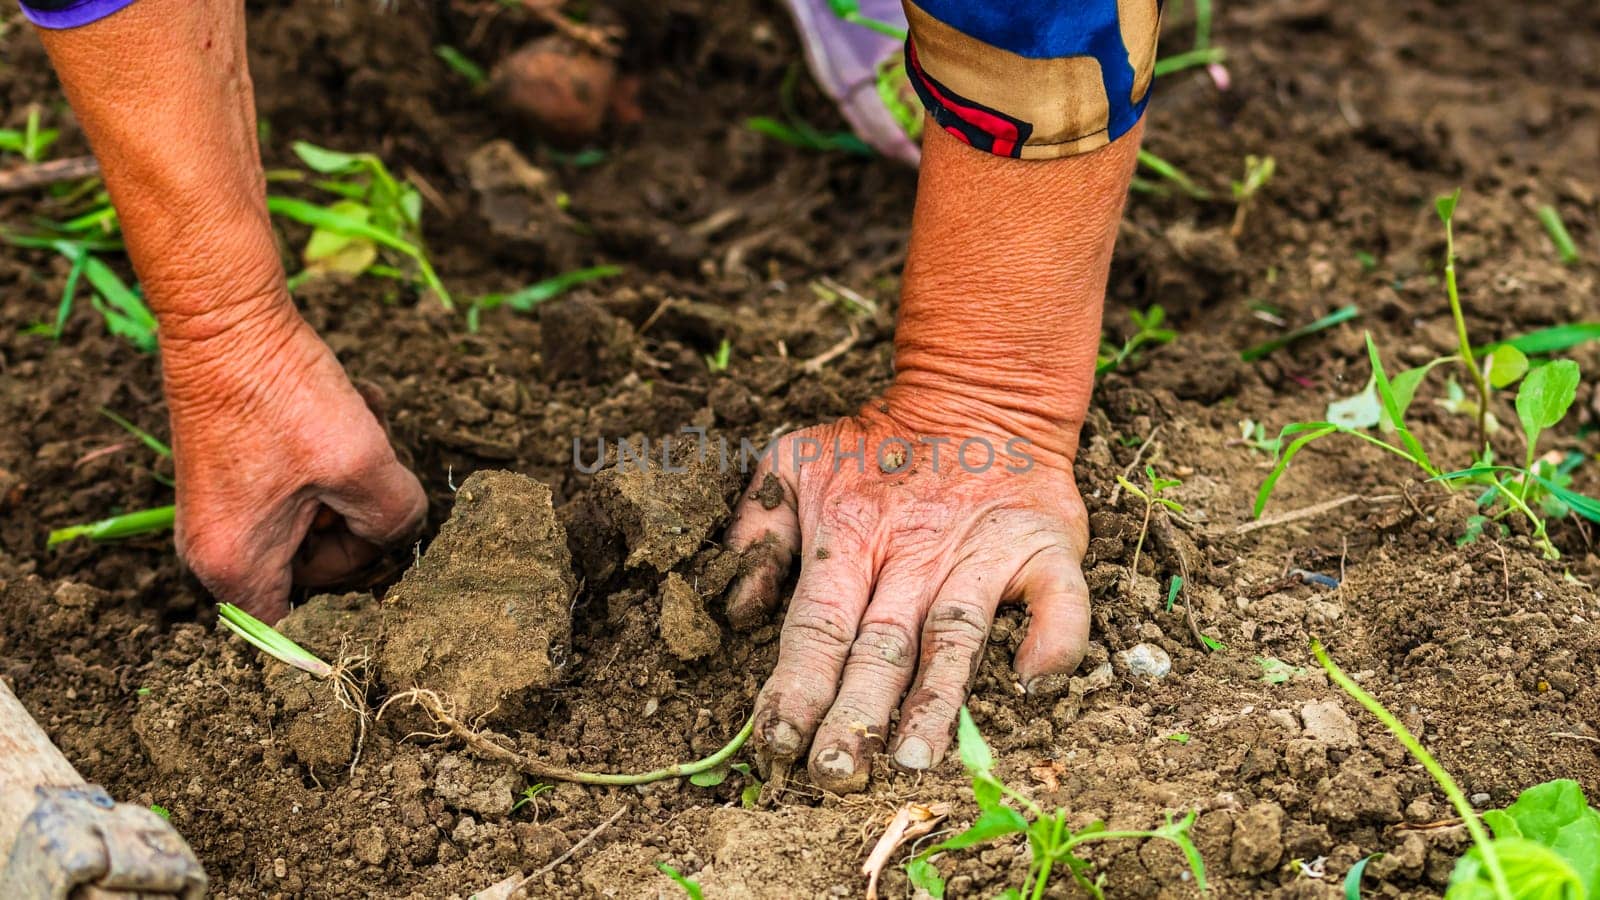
[
  {"xmin": 887, "ymin": 120, "xmax": 1143, "ymax": 462},
  {"xmin": 36, "ymin": 0, "xmax": 290, "ymax": 349}
]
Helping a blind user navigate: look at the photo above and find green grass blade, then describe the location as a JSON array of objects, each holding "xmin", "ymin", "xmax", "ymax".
[
  {"xmin": 1476, "ymin": 323, "xmax": 1600, "ymax": 357},
  {"xmin": 434, "ymin": 45, "xmax": 488, "ymax": 88},
  {"xmin": 1154, "ymin": 46, "xmax": 1226, "ymax": 77},
  {"xmin": 53, "ymin": 250, "xmax": 87, "ymax": 340},
  {"xmin": 1344, "ymin": 854, "xmax": 1382, "ymax": 900},
  {"xmin": 267, "ymin": 196, "xmax": 454, "ymax": 309},
  {"xmin": 1365, "ymin": 334, "xmax": 1434, "ymax": 475},
  {"xmin": 1136, "ymin": 150, "xmax": 1212, "ymax": 200},
  {"xmin": 1254, "ymin": 423, "xmax": 1338, "ymax": 517},
  {"xmin": 1240, "ymin": 305, "xmax": 1360, "ymax": 361},
  {"xmin": 217, "ymin": 603, "xmax": 334, "ymax": 677},
  {"xmin": 48, "ymin": 505, "xmax": 175, "ymax": 547},
  {"xmin": 1536, "ymin": 205, "xmax": 1580, "ymax": 265},
  {"xmin": 98, "ymin": 408, "xmax": 171, "ymax": 457}
]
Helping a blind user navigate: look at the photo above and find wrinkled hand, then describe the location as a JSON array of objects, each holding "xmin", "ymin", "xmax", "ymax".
[
  {"xmin": 724, "ymin": 391, "xmax": 1090, "ymax": 792},
  {"xmin": 162, "ymin": 303, "xmax": 427, "ymax": 623}
]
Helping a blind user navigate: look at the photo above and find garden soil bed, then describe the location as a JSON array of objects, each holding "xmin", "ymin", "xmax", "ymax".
[{"xmin": 2, "ymin": 0, "xmax": 1599, "ymax": 897}]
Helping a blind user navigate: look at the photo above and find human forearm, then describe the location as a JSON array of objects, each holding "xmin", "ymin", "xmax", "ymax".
[
  {"xmin": 36, "ymin": 0, "xmax": 290, "ymax": 354},
  {"xmin": 887, "ymin": 120, "xmax": 1143, "ymax": 462}
]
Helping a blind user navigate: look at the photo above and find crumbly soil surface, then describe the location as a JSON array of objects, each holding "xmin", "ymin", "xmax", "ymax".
[{"xmin": 2, "ymin": 1, "xmax": 1599, "ymax": 897}]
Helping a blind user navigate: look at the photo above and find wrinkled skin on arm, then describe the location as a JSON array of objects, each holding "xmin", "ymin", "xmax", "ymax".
[
  {"xmin": 37, "ymin": 0, "xmax": 426, "ymax": 621},
  {"xmin": 726, "ymin": 121, "xmax": 1142, "ymax": 792}
]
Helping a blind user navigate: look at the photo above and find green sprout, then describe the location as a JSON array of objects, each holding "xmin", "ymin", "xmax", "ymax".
[
  {"xmin": 1255, "ymin": 656, "xmax": 1303, "ymax": 685},
  {"xmin": 267, "ymin": 141, "xmax": 452, "ymax": 308},
  {"xmin": 510, "ymin": 783, "xmax": 553, "ymax": 819},
  {"xmin": 907, "ymin": 708, "xmax": 1206, "ymax": 899},
  {"xmin": 219, "ymin": 603, "xmax": 372, "ymax": 768},
  {"xmin": 434, "ymin": 45, "xmax": 488, "ymax": 89},
  {"xmin": 1097, "ymin": 304, "xmax": 1177, "ymax": 375},
  {"xmin": 1229, "ymin": 154, "xmax": 1275, "ymax": 238},
  {"xmin": 705, "ymin": 338, "xmax": 733, "ymax": 374},
  {"xmin": 1437, "ymin": 190, "xmax": 1495, "ymax": 449},
  {"xmin": 0, "ymin": 106, "xmax": 60, "ymax": 163},
  {"xmin": 1116, "ymin": 465, "xmax": 1184, "ymax": 586},
  {"xmin": 1536, "ymin": 205, "xmax": 1580, "ymax": 266},
  {"xmin": 1133, "ymin": 150, "xmax": 1212, "ymax": 200},
  {"xmin": 48, "ymin": 505, "xmax": 175, "ymax": 548},
  {"xmin": 218, "ymin": 603, "xmax": 336, "ymax": 678},
  {"xmin": 149, "ymin": 804, "xmax": 170, "ymax": 820},
  {"xmin": 1239, "ymin": 304, "xmax": 1359, "ymax": 362},
  {"xmin": 825, "ymin": 0, "xmax": 906, "ymax": 39},
  {"xmin": 4, "ymin": 234, "xmax": 155, "ymax": 351},
  {"xmin": 1154, "ymin": 0, "xmax": 1225, "ymax": 77},
  {"xmin": 746, "ymin": 72, "xmax": 875, "ymax": 156},
  {"xmin": 467, "ymin": 264, "xmax": 623, "ymax": 332},
  {"xmin": 99, "ymin": 407, "xmax": 171, "ymax": 458},
  {"xmin": 657, "ymin": 863, "xmax": 705, "ymax": 900}
]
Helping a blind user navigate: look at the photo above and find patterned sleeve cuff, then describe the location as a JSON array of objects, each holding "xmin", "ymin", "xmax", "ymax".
[
  {"xmin": 20, "ymin": 0, "xmax": 139, "ymax": 29},
  {"xmin": 902, "ymin": 0, "xmax": 1160, "ymax": 160}
]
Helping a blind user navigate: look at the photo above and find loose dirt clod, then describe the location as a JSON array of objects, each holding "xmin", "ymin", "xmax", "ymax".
[
  {"xmin": 493, "ymin": 36, "xmax": 617, "ymax": 143},
  {"xmin": 658, "ymin": 572, "xmax": 720, "ymax": 660},
  {"xmin": 379, "ymin": 470, "xmax": 576, "ymax": 720}
]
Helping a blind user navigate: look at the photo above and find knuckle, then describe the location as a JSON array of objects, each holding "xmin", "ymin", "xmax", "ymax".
[
  {"xmin": 850, "ymin": 619, "xmax": 917, "ymax": 670},
  {"xmin": 784, "ymin": 603, "xmax": 858, "ymax": 652},
  {"xmin": 927, "ymin": 597, "xmax": 991, "ymax": 652}
]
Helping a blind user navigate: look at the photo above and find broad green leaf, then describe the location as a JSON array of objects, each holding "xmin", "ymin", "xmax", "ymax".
[
  {"xmin": 1486, "ymin": 344, "xmax": 1529, "ymax": 389},
  {"xmin": 292, "ymin": 141, "xmax": 368, "ymax": 175},
  {"xmin": 904, "ymin": 858, "xmax": 945, "ymax": 899},
  {"xmin": 1388, "ymin": 357, "xmax": 1456, "ymax": 431},
  {"xmin": 1516, "ymin": 360, "xmax": 1581, "ymax": 462},
  {"xmin": 1435, "ymin": 188, "xmax": 1460, "ymax": 224},
  {"xmin": 922, "ymin": 806, "xmax": 1029, "ymax": 855},
  {"xmin": 1326, "ymin": 378, "xmax": 1382, "ymax": 429},
  {"xmin": 1446, "ymin": 837, "xmax": 1583, "ymax": 900},
  {"xmin": 688, "ymin": 767, "xmax": 728, "ymax": 787},
  {"xmin": 956, "ymin": 707, "xmax": 992, "ymax": 774},
  {"xmin": 1483, "ymin": 780, "xmax": 1600, "ymax": 895}
]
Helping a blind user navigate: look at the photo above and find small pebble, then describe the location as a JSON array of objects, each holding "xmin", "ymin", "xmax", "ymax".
[
  {"xmin": 1116, "ymin": 643, "xmax": 1173, "ymax": 679},
  {"xmin": 1471, "ymin": 793, "xmax": 1491, "ymax": 807}
]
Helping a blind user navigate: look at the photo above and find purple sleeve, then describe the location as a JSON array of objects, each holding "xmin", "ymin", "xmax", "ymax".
[{"xmin": 20, "ymin": 0, "xmax": 139, "ymax": 29}]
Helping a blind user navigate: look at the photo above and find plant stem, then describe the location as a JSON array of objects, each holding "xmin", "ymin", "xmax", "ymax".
[
  {"xmin": 1029, "ymin": 817, "xmax": 1061, "ymax": 900},
  {"xmin": 1442, "ymin": 216, "xmax": 1490, "ymax": 450},
  {"xmin": 1311, "ymin": 641, "xmax": 1510, "ymax": 900},
  {"xmin": 1485, "ymin": 478, "xmax": 1556, "ymax": 559},
  {"xmin": 403, "ymin": 689, "xmax": 756, "ymax": 786}
]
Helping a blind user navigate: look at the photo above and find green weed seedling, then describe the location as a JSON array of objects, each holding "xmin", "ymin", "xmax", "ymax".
[
  {"xmin": 1315, "ymin": 640, "xmax": 1600, "ymax": 899},
  {"xmin": 4, "ymin": 234, "xmax": 155, "ymax": 350},
  {"xmin": 0, "ymin": 106, "xmax": 59, "ymax": 163},
  {"xmin": 705, "ymin": 338, "xmax": 733, "ymax": 374},
  {"xmin": 1153, "ymin": 0, "xmax": 1225, "ymax": 78},
  {"xmin": 907, "ymin": 709, "xmax": 1206, "ymax": 899},
  {"xmin": 48, "ymin": 505, "xmax": 174, "ymax": 548},
  {"xmin": 510, "ymin": 783, "xmax": 552, "ymax": 819},
  {"xmin": 657, "ymin": 863, "xmax": 705, "ymax": 900},
  {"xmin": 1229, "ymin": 154, "xmax": 1275, "ymax": 238},
  {"xmin": 1254, "ymin": 192, "xmax": 1600, "ymax": 558},
  {"xmin": 1133, "ymin": 150, "xmax": 1211, "ymax": 200},
  {"xmin": 267, "ymin": 141, "xmax": 452, "ymax": 308},
  {"xmin": 1239, "ymin": 304, "xmax": 1359, "ymax": 362},
  {"xmin": 746, "ymin": 65, "xmax": 878, "ymax": 156},
  {"xmin": 1536, "ymin": 205, "xmax": 1580, "ymax": 266},
  {"xmin": 467, "ymin": 264, "xmax": 622, "ymax": 333},
  {"xmin": 1116, "ymin": 465, "xmax": 1184, "ymax": 585},
  {"xmin": 434, "ymin": 45, "xmax": 488, "ymax": 89},
  {"xmin": 1097, "ymin": 304, "xmax": 1177, "ymax": 375}
]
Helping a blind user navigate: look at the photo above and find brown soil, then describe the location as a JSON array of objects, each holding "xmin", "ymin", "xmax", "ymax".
[{"xmin": 3, "ymin": 0, "xmax": 1599, "ymax": 897}]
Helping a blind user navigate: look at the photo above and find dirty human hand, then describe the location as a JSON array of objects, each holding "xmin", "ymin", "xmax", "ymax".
[
  {"xmin": 36, "ymin": 0, "xmax": 426, "ymax": 621},
  {"xmin": 726, "ymin": 123, "xmax": 1143, "ymax": 792}
]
